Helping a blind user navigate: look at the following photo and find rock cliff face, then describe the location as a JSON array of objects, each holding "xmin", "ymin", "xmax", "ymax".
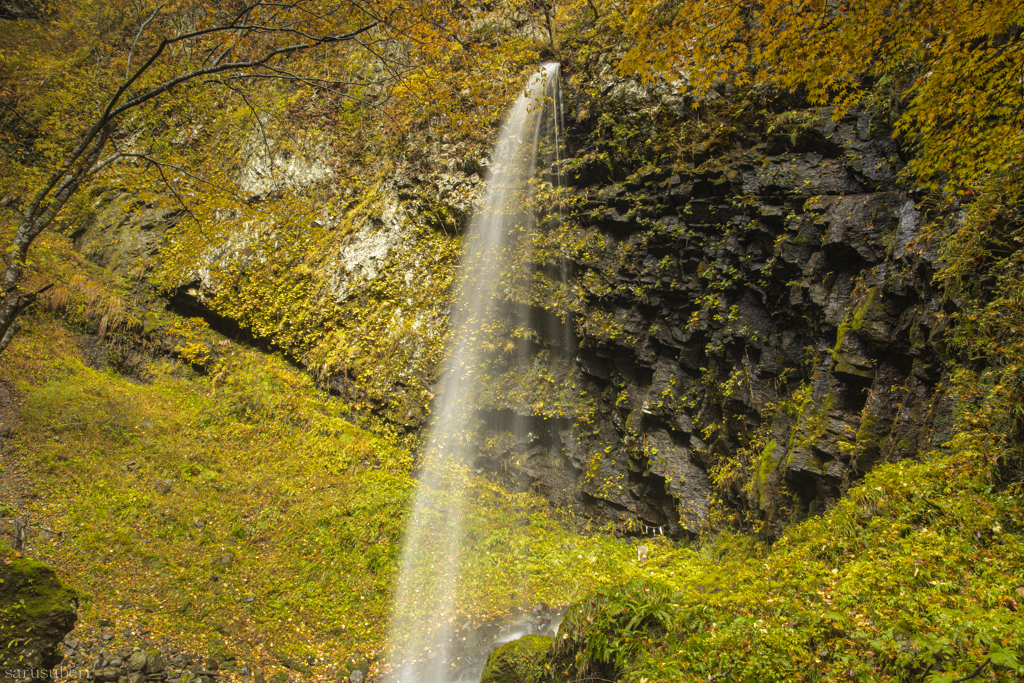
[
  {"xmin": 63, "ymin": 71, "xmax": 953, "ymax": 539},
  {"xmin": 466, "ymin": 78, "xmax": 954, "ymax": 537}
]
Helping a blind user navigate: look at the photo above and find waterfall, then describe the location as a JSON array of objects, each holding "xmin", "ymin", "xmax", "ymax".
[{"xmin": 385, "ymin": 62, "xmax": 565, "ymax": 683}]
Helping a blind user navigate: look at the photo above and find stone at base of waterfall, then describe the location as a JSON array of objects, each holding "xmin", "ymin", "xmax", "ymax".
[{"xmin": 480, "ymin": 635, "xmax": 552, "ymax": 683}]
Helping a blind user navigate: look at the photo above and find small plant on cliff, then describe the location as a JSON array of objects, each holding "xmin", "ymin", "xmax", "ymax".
[{"xmin": 550, "ymin": 580, "xmax": 677, "ymax": 681}]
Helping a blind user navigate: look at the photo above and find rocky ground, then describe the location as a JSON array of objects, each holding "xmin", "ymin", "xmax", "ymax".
[
  {"xmin": 0, "ymin": 377, "xmax": 25, "ymax": 508},
  {"xmin": 7, "ymin": 577, "xmax": 559, "ymax": 683},
  {"xmin": 50, "ymin": 634, "xmax": 370, "ymax": 683},
  {"xmin": 0, "ymin": 353, "xmax": 375, "ymax": 683},
  {"xmin": 5, "ymin": 603, "xmax": 375, "ymax": 683}
]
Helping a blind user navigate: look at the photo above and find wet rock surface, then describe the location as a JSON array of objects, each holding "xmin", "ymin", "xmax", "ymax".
[
  {"xmin": 470, "ymin": 93, "xmax": 953, "ymax": 538},
  {"xmin": 388, "ymin": 604, "xmax": 565, "ymax": 683},
  {"xmin": 478, "ymin": 635, "xmax": 551, "ymax": 683}
]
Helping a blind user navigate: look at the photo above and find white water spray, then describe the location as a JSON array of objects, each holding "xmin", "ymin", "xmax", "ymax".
[{"xmin": 385, "ymin": 63, "xmax": 565, "ymax": 683}]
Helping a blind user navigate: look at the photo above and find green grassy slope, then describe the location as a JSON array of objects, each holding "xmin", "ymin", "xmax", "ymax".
[
  {"xmin": 550, "ymin": 459, "xmax": 1024, "ymax": 682},
  {"xmin": 12, "ymin": 318, "xmax": 1022, "ymax": 683},
  {"xmin": 0, "ymin": 317, "xmax": 709, "ymax": 679}
]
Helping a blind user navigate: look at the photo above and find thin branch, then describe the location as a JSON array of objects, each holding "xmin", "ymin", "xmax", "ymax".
[
  {"xmin": 215, "ymin": 67, "xmax": 398, "ymax": 117},
  {"xmin": 100, "ymin": 0, "xmax": 303, "ymax": 126},
  {"xmin": 197, "ymin": 36, "xmax": 233, "ymax": 68},
  {"xmin": 115, "ymin": 154, "xmax": 246, "ymax": 203},
  {"xmin": 212, "ymin": 47, "xmax": 233, "ymax": 67},
  {"xmin": 709, "ymin": 665, "xmax": 734, "ymax": 682},
  {"xmin": 229, "ymin": 85, "xmax": 275, "ymax": 168},
  {"xmin": 206, "ymin": 72, "xmax": 396, "ymax": 90},
  {"xmin": 96, "ymin": 140, "xmax": 216, "ymax": 240},
  {"xmin": 952, "ymin": 658, "xmax": 991, "ymax": 683},
  {"xmin": 90, "ymin": 152, "xmax": 129, "ymax": 176},
  {"xmin": 0, "ymin": 100, "xmax": 39, "ymax": 132},
  {"xmin": 125, "ymin": 3, "xmax": 165, "ymax": 79},
  {"xmin": 108, "ymin": 22, "xmax": 380, "ymax": 122},
  {"xmin": 147, "ymin": 160, "xmax": 205, "ymax": 236}
]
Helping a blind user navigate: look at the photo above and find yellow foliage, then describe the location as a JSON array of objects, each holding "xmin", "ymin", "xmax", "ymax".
[{"xmin": 617, "ymin": 0, "xmax": 1024, "ymax": 195}]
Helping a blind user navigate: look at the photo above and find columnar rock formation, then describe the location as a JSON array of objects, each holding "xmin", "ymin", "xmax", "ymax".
[{"xmin": 469, "ymin": 85, "xmax": 952, "ymax": 538}]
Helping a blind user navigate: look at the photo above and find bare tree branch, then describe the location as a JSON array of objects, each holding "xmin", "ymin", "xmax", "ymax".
[
  {"xmin": 0, "ymin": 0, "xmax": 409, "ymax": 356},
  {"xmin": 952, "ymin": 658, "xmax": 991, "ymax": 683},
  {"xmin": 217, "ymin": 83, "xmax": 277, "ymax": 182},
  {"xmin": 125, "ymin": 3, "xmax": 165, "ymax": 78}
]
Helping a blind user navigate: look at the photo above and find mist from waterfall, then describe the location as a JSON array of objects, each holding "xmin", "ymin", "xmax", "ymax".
[{"xmin": 384, "ymin": 62, "xmax": 566, "ymax": 683}]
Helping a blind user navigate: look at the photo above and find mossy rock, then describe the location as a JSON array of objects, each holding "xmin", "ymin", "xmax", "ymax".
[
  {"xmin": 0, "ymin": 549, "xmax": 79, "ymax": 672},
  {"xmin": 480, "ymin": 635, "xmax": 552, "ymax": 683}
]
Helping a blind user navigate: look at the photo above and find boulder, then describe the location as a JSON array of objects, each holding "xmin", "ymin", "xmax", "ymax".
[
  {"xmin": 144, "ymin": 650, "xmax": 165, "ymax": 674},
  {"xmin": 91, "ymin": 667, "xmax": 121, "ymax": 682},
  {"xmin": 127, "ymin": 651, "xmax": 148, "ymax": 672},
  {"xmin": 479, "ymin": 635, "xmax": 552, "ymax": 683},
  {"xmin": 337, "ymin": 650, "xmax": 372, "ymax": 681},
  {"xmin": 0, "ymin": 550, "xmax": 78, "ymax": 677}
]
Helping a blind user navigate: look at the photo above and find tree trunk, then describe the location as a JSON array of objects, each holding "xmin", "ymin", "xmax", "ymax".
[{"xmin": 0, "ymin": 130, "xmax": 107, "ymax": 355}]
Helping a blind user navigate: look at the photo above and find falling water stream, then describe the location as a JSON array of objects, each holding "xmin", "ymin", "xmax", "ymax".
[{"xmin": 385, "ymin": 63, "xmax": 566, "ymax": 683}]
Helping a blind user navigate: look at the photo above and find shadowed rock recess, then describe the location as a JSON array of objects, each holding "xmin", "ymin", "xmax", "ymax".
[{"xmin": 65, "ymin": 75, "xmax": 953, "ymax": 541}]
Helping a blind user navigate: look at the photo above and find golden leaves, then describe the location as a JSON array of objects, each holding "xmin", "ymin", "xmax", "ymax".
[{"xmin": 616, "ymin": 0, "xmax": 1024, "ymax": 195}]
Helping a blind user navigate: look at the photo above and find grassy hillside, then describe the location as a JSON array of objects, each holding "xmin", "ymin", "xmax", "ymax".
[
  {"xmin": 1, "ymin": 2, "xmax": 1023, "ymax": 682},
  {"xmin": 550, "ymin": 457, "xmax": 1024, "ymax": 682},
  {"xmin": 0, "ymin": 314, "xmax": 715, "ymax": 679}
]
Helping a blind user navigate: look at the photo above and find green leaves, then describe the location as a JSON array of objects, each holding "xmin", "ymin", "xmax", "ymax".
[
  {"xmin": 989, "ymin": 644, "xmax": 1021, "ymax": 672},
  {"xmin": 550, "ymin": 454, "xmax": 1024, "ymax": 682}
]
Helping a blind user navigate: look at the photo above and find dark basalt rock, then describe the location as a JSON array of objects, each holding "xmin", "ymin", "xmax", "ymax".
[
  {"xmin": 470, "ymin": 93, "xmax": 953, "ymax": 539},
  {"xmin": 0, "ymin": 0, "xmax": 41, "ymax": 20}
]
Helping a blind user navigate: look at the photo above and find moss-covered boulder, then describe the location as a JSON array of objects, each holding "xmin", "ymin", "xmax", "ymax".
[
  {"xmin": 480, "ymin": 635, "xmax": 552, "ymax": 683},
  {"xmin": 0, "ymin": 550, "xmax": 78, "ymax": 675}
]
